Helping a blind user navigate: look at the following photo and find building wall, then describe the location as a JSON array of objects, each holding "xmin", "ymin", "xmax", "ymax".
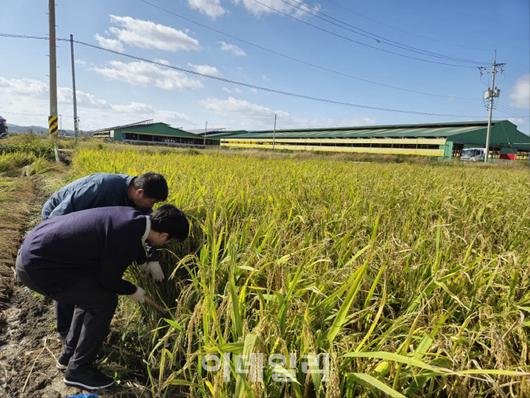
[
  {"xmin": 221, "ymin": 137, "xmax": 448, "ymax": 157},
  {"xmin": 110, "ymin": 124, "xmax": 219, "ymax": 146}
]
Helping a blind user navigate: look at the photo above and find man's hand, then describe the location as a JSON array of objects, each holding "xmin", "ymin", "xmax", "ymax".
[
  {"xmin": 129, "ymin": 286, "xmax": 146, "ymax": 303},
  {"xmin": 140, "ymin": 261, "xmax": 164, "ymax": 282}
]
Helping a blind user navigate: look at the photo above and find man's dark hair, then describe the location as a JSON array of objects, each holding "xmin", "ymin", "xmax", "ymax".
[
  {"xmin": 150, "ymin": 204, "xmax": 189, "ymax": 241},
  {"xmin": 132, "ymin": 172, "xmax": 168, "ymax": 201}
]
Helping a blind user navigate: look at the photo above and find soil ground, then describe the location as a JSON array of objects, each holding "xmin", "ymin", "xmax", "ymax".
[{"xmin": 0, "ymin": 173, "xmax": 150, "ymax": 398}]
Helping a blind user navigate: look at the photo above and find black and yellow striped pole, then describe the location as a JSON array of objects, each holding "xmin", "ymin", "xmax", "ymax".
[
  {"xmin": 48, "ymin": 114, "xmax": 60, "ymax": 162},
  {"xmin": 48, "ymin": 115, "xmax": 58, "ymax": 136}
]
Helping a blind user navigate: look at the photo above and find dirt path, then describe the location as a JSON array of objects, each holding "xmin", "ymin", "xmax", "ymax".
[{"xmin": 0, "ymin": 174, "xmax": 149, "ymax": 398}]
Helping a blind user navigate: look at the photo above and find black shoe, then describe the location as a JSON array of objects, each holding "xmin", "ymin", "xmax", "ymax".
[
  {"xmin": 56, "ymin": 352, "xmax": 70, "ymax": 371},
  {"xmin": 64, "ymin": 366, "xmax": 115, "ymax": 390}
]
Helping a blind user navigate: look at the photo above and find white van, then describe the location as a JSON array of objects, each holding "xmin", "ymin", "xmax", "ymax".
[{"xmin": 461, "ymin": 148, "xmax": 485, "ymax": 161}]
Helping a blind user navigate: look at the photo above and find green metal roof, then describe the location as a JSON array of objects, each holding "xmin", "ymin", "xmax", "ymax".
[
  {"xmin": 222, "ymin": 120, "xmax": 530, "ymax": 151},
  {"xmin": 115, "ymin": 122, "xmax": 200, "ymax": 139},
  {"xmin": 448, "ymin": 121, "xmax": 530, "ymax": 151},
  {"xmin": 204, "ymin": 130, "xmax": 247, "ymax": 138}
]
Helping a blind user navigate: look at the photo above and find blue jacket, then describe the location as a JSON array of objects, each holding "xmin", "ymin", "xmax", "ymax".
[
  {"xmin": 19, "ymin": 207, "xmax": 148, "ymax": 295},
  {"xmin": 42, "ymin": 173, "xmax": 136, "ymax": 220}
]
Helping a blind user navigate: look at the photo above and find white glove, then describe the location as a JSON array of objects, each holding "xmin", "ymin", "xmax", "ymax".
[
  {"xmin": 140, "ymin": 261, "xmax": 165, "ymax": 282},
  {"xmin": 129, "ymin": 286, "xmax": 146, "ymax": 303}
]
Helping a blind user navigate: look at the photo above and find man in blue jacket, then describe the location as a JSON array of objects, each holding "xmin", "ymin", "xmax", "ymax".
[
  {"xmin": 42, "ymin": 172, "xmax": 168, "ymax": 341},
  {"xmin": 16, "ymin": 205, "xmax": 189, "ymax": 390}
]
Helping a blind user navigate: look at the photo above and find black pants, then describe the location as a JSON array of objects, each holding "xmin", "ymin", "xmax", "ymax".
[
  {"xmin": 15, "ymin": 253, "xmax": 118, "ymax": 371},
  {"xmin": 56, "ymin": 301, "xmax": 75, "ymax": 338}
]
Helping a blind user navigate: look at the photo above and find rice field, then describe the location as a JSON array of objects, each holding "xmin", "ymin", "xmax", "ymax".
[{"xmin": 73, "ymin": 147, "xmax": 530, "ymax": 397}]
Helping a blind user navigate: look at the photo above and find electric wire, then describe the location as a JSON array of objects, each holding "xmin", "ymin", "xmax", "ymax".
[
  {"xmin": 69, "ymin": 38, "xmax": 490, "ymax": 118},
  {"xmin": 276, "ymin": 0, "xmax": 487, "ymax": 65},
  {"xmin": 3, "ymin": 32, "xmax": 524, "ymax": 119},
  {"xmin": 137, "ymin": 0, "xmax": 476, "ymax": 101},
  {"xmin": 251, "ymin": 0, "xmax": 480, "ymax": 68},
  {"xmin": 324, "ymin": 0, "xmax": 492, "ymax": 53}
]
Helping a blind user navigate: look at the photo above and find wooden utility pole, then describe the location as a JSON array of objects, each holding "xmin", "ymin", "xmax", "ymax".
[
  {"xmin": 70, "ymin": 34, "xmax": 79, "ymax": 144},
  {"xmin": 204, "ymin": 120, "xmax": 208, "ymax": 146},
  {"xmin": 272, "ymin": 113, "xmax": 277, "ymax": 151},
  {"xmin": 482, "ymin": 51, "xmax": 504, "ymax": 163},
  {"xmin": 49, "ymin": 0, "xmax": 60, "ymax": 161}
]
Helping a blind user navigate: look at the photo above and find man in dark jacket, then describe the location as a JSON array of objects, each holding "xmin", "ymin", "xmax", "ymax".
[
  {"xmin": 16, "ymin": 205, "xmax": 189, "ymax": 390},
  {"xmin": 42, "ymin": 172, "xmax": 169, "ymax": 341},
  {"xmin": 41, "ymin": 172, "xmax": 167, "ymax": 219}
]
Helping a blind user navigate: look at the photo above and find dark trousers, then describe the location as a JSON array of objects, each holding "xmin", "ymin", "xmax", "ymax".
[
  {"xmin": 56, "ymin": 301, "xmax": 75, "ymax": 338},
  {"xmin": 15, "ymin": 253, "xmax": 118, "ymax": 371}
]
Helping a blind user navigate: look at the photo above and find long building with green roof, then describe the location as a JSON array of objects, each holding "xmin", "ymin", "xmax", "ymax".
[
  {"xmin": 92, "ymin": 121, "xmax": 218, "ymax": 147},
  {"xmin": 218, "ymin": 120, "xmax": 530, "ymax": 159}
]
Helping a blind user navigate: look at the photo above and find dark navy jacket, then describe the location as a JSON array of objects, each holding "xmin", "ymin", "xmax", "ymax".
[
  {"xmin": 19, "ymin": 207, "xmax": 148, "ymax": 295},
  {"xmin": 41, "ymin": 173, "xmax": 158, "ymax": 261},
  {"xmin": 41, "ymin": 173, "xmax": 136, "ymax": 220}
]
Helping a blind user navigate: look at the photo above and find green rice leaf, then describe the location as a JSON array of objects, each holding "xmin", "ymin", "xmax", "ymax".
[{"xmin": 349, "ymin": 372, "xmax": 407, "ymax": 398}]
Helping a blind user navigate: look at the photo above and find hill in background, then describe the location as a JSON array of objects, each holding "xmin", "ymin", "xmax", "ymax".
[{"xmin": 6, "ymin": 123, "xmax": 75, "ymax": 136}]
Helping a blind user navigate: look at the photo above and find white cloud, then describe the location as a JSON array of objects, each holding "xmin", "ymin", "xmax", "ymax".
[
  {"xmin": 200, "ymin": 96, "xmax": 288, "ymax": 127},
  {"xmin": 0, "ymin": 76, "xmax": 47, "ymax": 97},
  {"xmin": 188, "ymin": 0, "xmax": 227, "ymax": 18},
  {"xmin": 0, "ymin": 75, "xmax": 192, "ymax": 131},
  {"xmin": 58, "ymin": 87, "xmax": 109, "ymax": 109},
  {"xmin": 95, "ymin": 33, "xmax": 124, "ymax": 52},
  {"xmin": 197, "ymin": 95, "xmax": 378, "ymax": 130},
  {"xmin": 233, "ymin": 0, "xmax": 320, "ymax": 18},
  {"xmin": 218, "ymin": 41, "xmax": 246, "ymax": 56},
  {"xmin": 222, "ymin": 86, "xmax": 242, "ymax": 94},
  {"xmin": 111, "ymin": 102, "xmax": 155, "ymax": 114},
  {"xmin": 102, "ymin": 15, "xmax": 200, "ymax": 52},
  {"xmin": 156, "ymin": 110, "xmax": 192, "ymax": 126},
  {"xmin": 188, "ymin": 63, "xmax": 221, "ymax": 76},
  {"xmin": 510, "ymin": 74, "xmax": 530, "ymax": 110},
  {"xmin": 286, "ymin": 116, "xmax": 377, "ymax": 129},
  {"xmin": 508, "ymin": 117, "xmax": 525, "ymax": 126},
  {"xmin": 93, "ymin": 60, "xmax": 202, "ymax": 91},
  {"xmin": 154, "ymin": 58, "xmax": 171, "ymax": 65}
]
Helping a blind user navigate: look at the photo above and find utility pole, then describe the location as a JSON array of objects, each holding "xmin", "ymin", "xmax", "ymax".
[
  {"xmin": 203, "ymin": 120, "xmax": 208, "ymax": 147},
  {"xmin": 481, "ymin": 51, "xmax": 504, "ymax": 163},
  {"xmin": 48, "ymin": 0, "xmax": 60, "ymax": 162},
  {"xmin": 70, "ymin": 34, "xmax": 79, "ymax": 144},
  {"xmin": 272, "ymin": 113, "xmax": 277, "ymax": 151}
]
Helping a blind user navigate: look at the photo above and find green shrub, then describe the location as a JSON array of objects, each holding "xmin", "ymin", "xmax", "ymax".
[
  {"xmin": 0, "ymin": 142, "xmax": 55, "ymax": 160},
  {"xmin": 0, "ymin": 152, "xmax": 36, "ymax": 173}
]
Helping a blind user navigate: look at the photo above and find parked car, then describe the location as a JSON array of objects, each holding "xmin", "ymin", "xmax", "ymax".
[{"xmin": 460, "ymin": 147, "xmax": 485, "ymax": 161}]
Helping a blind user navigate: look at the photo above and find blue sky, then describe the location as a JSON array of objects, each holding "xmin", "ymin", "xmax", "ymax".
[{"xmin": 0, "ymin": 0, "xmax": 529, "ymax": 133}]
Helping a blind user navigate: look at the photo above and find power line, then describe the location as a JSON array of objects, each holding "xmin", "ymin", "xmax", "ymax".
[
  {"xmin": 1, "ymin": 14, "xmax": 478, "ymax": 103},
  {"xmin": 494, "ymin": 98, "xmax": 530, "ymax": 119},
  {"xmin": 138, "ymin": 0, "xmax": 477, "ymax": 101},
  {"xmin": 277, "ymin": 0, "xmax": 487, "ymax": 65},
  {"xmin": 0, "ymin": 32, "xmax": 49, "ymax": 41},
  {"xmin": 0, "ymin": 31, "xmax": 501, "ymax": 119},
  {"xmin": 325, "ymin": 0, "xmax": 492, "ymax": 53},
  {"xmin": 251, "ymin": 0, "xmax": 479, "ymax": 68},
  {"xmin": 70, "ymin": 38, "xmax": 489, "ymax": 118},
  {"xmin": 496, "ymin": 107, "xmax": 530, "ymax": 119}
]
